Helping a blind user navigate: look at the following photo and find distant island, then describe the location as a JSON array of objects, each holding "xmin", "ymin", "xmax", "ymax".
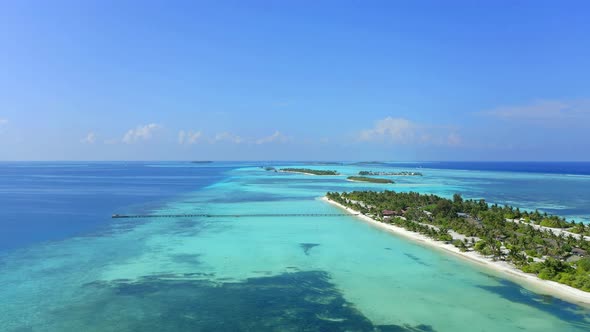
[
  {"xmin": 359, "ymin": 171, "xmax": 422, "ymax": 176},
  {"xmin": 324, "ymin": 190, "xmax": 590, "ymax": 299},
  {"xmin": 352, "ymin": 161, "xmax": 388, "ymax": 165},
  {"xmin": 279, "ymin": 168, "xmax": 339, "ymax": 176},
  {"xmin": 347, "ymin": 176, "xmax": 394, "ymax": 184},
  {"xmin": 190, "ymin": 161, "xmax": 213, "ymax": 163}
]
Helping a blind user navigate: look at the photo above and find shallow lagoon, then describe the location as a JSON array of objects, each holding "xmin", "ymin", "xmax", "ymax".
[{"xmin": 1, "ymin": 163, "xmax": 590, "ymax": 331}]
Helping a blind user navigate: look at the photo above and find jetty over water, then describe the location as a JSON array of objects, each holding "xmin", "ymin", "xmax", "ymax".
[{"xmin": 112, "ymin": 213, "xmax": 360, "ymax": 219}]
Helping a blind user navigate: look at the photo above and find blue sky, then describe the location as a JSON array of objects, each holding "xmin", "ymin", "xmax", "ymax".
[{"xmin": 1, "ymin": 1, "xmax": 589, "ymax": 161}]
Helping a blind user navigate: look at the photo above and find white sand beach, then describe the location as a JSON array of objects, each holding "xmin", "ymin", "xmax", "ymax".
[
  {"xmin": 278, "ymin": 170, "xmax": 319, "ymax": 176},
  {"xmin": 322, "ymin": 196, "xmax": 590, "ymax": 307}
]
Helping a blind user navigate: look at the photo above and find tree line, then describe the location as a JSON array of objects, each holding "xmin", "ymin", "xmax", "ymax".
[{"xmin": 326, "ymin": 190, "xmax": 590, "ymax": 292}]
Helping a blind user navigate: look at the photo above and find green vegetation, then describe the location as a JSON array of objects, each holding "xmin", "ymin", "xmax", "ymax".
[
  {"xmin": 326, "ymin": 190, "xmax": 590, "ymax": 292},
  {"xmin": 539, "ymin": 218, "xmax": 571, "ymax": 228},
  {"xmin": 347, "ymin": 176, "xmax": 394, "ymax": 184},
  {"xmin": 359, "ymin": 171, "xmax": 422, "ymax": 176},
  {"xmin": 280, "ymin": 168, "xmax": 339, "ymax": 175}
]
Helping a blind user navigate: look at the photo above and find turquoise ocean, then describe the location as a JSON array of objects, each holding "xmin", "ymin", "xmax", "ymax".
[{"xmin": 1, "ymin": 161, "xmax": 590, "ymax": 331}]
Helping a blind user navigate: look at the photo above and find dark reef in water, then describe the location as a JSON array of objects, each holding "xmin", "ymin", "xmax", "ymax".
[
  {"xmin": 403, "ymin": 253, "xmax": 431, "ymax": 267},
  {"xmin": 31, "ymin": 271, "xmax": 437, "ymax": 332},
  {"xmin": 300, "ymin": 243, "xmax": 320, "ymax": 256},
  {"xmin": 169, "ymin": 253, "xmax": 202, "ymax": 265},
  {"xmin": 478, "ymin": 276, "xmax": 590, "ymax": 326}
]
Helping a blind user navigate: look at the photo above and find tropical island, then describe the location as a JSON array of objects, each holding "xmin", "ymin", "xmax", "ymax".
[
  {"xmin": 279, "ymin": 168, "xmax": 339, "ymax": 176},
  {"xmin": 359, "ymin": 171, "xmax": 423, "ymax": 176},
  {"xmin": 324, "ymin": 190, "xmax": 590, "ymax": 299},
  {"xmin": 347, "ymin": 176, "xmax": 394, "ymax": 184}
]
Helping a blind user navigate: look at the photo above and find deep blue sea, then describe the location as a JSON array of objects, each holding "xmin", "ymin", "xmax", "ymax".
[
  {"xmin": 0, "ymin": 162, "xmax": 249, "ymax": 251},
  {"xmin": 1, "ymin": 161, "xmax": 590, "ymax": 331}
]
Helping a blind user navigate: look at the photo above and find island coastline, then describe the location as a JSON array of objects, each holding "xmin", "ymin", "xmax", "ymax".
[
  {"xmin": 278, "ymin": 168, "xmax": 339, "ymax": 176},
  {"xmin": 321, "ymin": 196, "xmax": 590, "ymax": 307},
  {"xmin": 278, "ymin": 170, "xmax": 320, "ymax": 176},
  {"xmin": 346, "ymin": 176, "xmax": 394, "ymax": 184}
]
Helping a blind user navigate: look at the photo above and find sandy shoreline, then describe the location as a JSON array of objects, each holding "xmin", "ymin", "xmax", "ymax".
[
  {"xmin": 278, "ymin": 170, "xmax": 317, "ymax": 176},
  {"xmin": 321, "ymin": 196, "xmax": 590, "ymax": 307},
  {"xmin": 346, "ymin": 179, "xmax": 391, "ymax": 184}
]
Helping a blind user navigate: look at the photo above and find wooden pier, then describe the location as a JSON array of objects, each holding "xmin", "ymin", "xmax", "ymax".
[{"xmin": 112, "ymin": 213, "xmax": 359, "ymax": 219}]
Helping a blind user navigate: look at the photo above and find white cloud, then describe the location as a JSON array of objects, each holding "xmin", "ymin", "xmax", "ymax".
[
  {"xmin": 122, "ymin": 123, "xmax": 161, "ymax": 144},
  {"xmin": 211, "ymin": 132, "xmax": 243, "ymax": 144},
  {"xmin": 481, "ymin": 99, "xmax": 590, "ymax": 120},
  {"xmin": 80, "ymin": 132, "xmax": 96, "ymax": 144},
  {"xmin": 176, "ymin": 130, "xmax": 291, "ymax": 145},
  {"xmin": 358, "ymin": 117, "xmax": 416, "ymax": 143},
  {"xmin": 358, "ymin": 117, "xmax": 461, "ymax": 146},
  {"xmin": 447, "ymin": 132, "xmax": 462, "ymax": 146},
  {"xmin": 178, "ymin": 130, "xmax": 203, "ymax": 145},
  {"xmin": 255, "ymin": 131, "xmax": 289, "ymax": 144}
]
